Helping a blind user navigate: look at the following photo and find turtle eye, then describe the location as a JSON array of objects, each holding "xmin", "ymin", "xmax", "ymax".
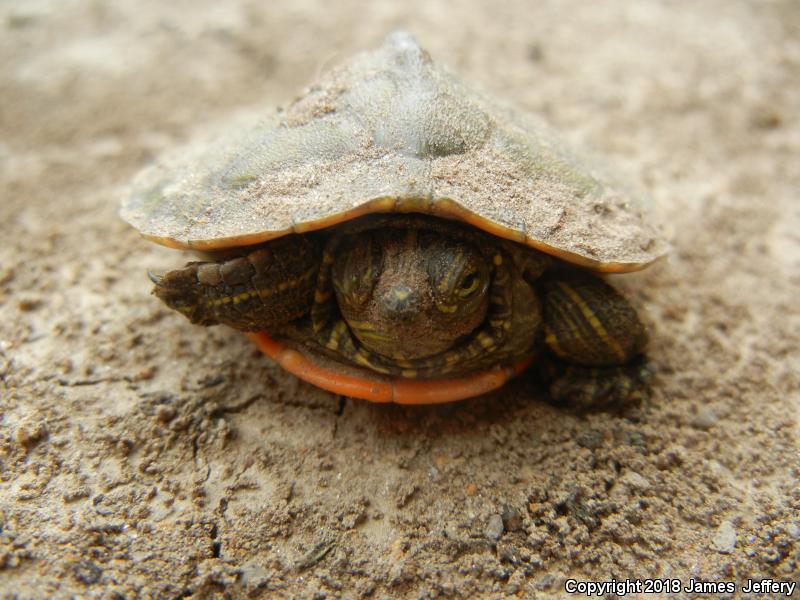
[
  {"xmin": 457, "ymin": 271, "xmax": 481, "ymax": 297},
  {"xmin": 425, "ymin": 236, "xmax": 489, "ymax": 308}
]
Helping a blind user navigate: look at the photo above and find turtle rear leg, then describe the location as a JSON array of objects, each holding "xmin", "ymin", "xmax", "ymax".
[
  {"xmin": 539, "ymin": 274, "xmax": 651, "ymax": 407},
  {"xmin": 536, "ymin": 356, "xmax": 655, "ymax": 409},
  {"xmin": 151, "ymin": 235, "xmax": 321, "ymax": 332}
]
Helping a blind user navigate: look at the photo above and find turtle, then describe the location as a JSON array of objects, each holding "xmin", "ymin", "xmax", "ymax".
[{"xmin": 121, "ymin": 31, "xmax": 667, "ymax": 405}]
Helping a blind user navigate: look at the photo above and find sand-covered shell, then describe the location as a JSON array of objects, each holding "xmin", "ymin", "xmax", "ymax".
[{"xmin": 122, "ymin": 31, "xmax": 666, "ymax": 272}]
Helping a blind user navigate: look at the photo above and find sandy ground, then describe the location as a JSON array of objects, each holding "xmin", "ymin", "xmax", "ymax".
[{"xmin": 1, "ymin": 1, "xmax": 798, "ymax": 598}]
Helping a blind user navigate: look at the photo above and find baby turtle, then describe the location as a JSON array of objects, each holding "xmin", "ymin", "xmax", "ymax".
[{"xmin": 122, "ymin": 32, "xmax": 666, "ymax": 404}]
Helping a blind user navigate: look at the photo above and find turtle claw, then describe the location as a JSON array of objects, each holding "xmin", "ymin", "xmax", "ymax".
[
  {"xmin": 147, "ymin": 270, "xmax": 164, "ymax": 286},
  {"xmin": 543, "ymin": 357, "xmax": 655, "ymax": 411}
]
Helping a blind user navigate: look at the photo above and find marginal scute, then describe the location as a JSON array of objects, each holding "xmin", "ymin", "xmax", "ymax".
[{"xmin": 122, "ymin": 31, "xmax": 668, "ymax": 272}]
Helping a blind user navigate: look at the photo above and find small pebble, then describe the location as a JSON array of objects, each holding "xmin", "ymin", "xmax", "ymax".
[
  {"xmin": 155, "ymin": 405, "xmax": 176, "ymax": 423},
  {"xmin": 484, "ymin": 514, "xmax": 504, "ymax": 540},
  {"xmin": 690, "ymin": 406, "xmax": 718, "ymax": 430},
  {"xmin": 620, "ymin": 471, "xmax": 651, "ymax": 490},
  {"xmin": 17, "ymin": 297, "xmax": 42, "ymax": 312},
  {"xmin": 16, "ymin": 421, "xmax": 47, "ymax": 448},
  {"xmin": 711, "ymin": 520, "xmax": 736, "ymax": 554},
  {"xmin": 394, "ymin": 483, "xmax": 418, "ymax": 508},
  {"xmin": 72, "ymin": 559, "xmax": 103, "ymax": 585},
  {"xmin": 576, "ymin": 429, "xmax": 604, "ymax": 450},
  {"xmin": 501, "ymin": 505, "xmax": 523, "ymax": 531},
  {"xmin": 533, "ymin": 573, "xmax": 558, "ymax": 591},
  {"xmin": 136, "ymin": 365, "xmax": 157, "ymax": 381}
]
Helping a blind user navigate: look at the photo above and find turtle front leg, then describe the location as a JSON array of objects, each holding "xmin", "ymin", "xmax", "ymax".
[
  {"xmin": 538, "ymin": 274, "xmax": 650, "ymax": 408},
  {"xmin": 150, "ymin": 235, "xmax": 321, "ymax": 332}
]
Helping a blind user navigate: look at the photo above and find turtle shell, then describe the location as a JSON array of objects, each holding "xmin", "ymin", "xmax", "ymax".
[{"xmin": 122, "ymin": 31, "xmax": 667, "ymax": 272}]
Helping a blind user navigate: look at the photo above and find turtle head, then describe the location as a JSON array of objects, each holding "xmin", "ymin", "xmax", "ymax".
[
  {"xmin": 332, "ymin": 228, "xmax": 490, "ymax": 360},
  {"xmin": 149, "ymin": 266, "xmax": 221, "ymax": 327}
]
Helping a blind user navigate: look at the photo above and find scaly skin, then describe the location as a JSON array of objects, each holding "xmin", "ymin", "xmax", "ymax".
[
  {"xmin": 151, "ymin": 235, "xmax": 321, "ymax": 331},
  {"xmin": 150, "ymin": 216, "xmax": 649, "ymax": 404},
  {"xmin": 537, "ymin": 273, "xmax": 650, "ymax": 407}
]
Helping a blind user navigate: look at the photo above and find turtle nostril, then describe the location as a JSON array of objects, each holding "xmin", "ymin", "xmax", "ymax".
[{"xmin": 382, "ymin": 284, "xmax": 419, "ymax": 319}]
